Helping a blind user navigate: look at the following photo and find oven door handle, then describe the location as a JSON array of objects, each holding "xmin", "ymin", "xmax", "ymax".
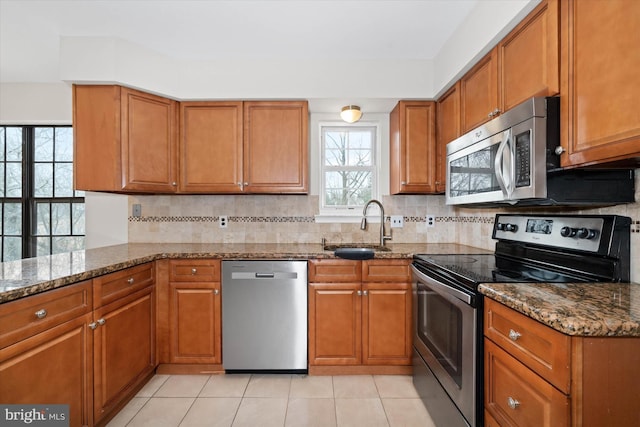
[{"xmin": 412, "ymin": 265, "xmax": 473, "ymax": 305}]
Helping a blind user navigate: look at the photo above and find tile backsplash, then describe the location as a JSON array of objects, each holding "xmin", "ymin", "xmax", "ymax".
[{"xmin": 128, "ymin": 170, "xmax": 640, "ymax": 281}]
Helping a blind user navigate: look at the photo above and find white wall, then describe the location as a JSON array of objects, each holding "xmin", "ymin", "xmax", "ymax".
[{"xmin": 0, "ymin": 82, "xmax": 72, "ymax": 124}]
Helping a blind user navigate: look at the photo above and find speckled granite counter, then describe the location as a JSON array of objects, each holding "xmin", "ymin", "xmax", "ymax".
[
  {"xmin": 479, "ymin": 282, "xmax": 640, "ymax": 337},
  {"xmin": 0, "ymin": 242, "xmax": 489, "ymax": 304}
]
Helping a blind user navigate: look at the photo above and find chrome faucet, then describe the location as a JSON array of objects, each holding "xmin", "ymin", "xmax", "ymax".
[{"xmin": 361, "ymin": 199, "xmax": 392, "ymax": 247}]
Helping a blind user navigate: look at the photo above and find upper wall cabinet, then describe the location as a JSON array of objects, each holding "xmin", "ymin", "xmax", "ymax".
[
  {"xmin": 436, "ymin": 82, "xmax": 461, "ymax": 193},
  {"xmin": 179, "ymin": 102, "xmax": 244, "ymax": 193},
  {"xmin": 243, "ymin": 101, "xmax": 309, "ymax": 194},
  {"xmin": 390, "ymin": 101, "xmax": 437, "ymax": 194},
  {"xmin": 459, "ymin": 0, "xmax": 559, "ymax": 134},
  {"xmin": 559, "ymin": 0, "xmax": 640, "ymax": 167},
  {"xmin": 74, "ymin": 86, "xmax": 309, "ymax": 194},
  {"xmin": 74, "ymin": 85, "xmax": 179, "ymax": 193}
]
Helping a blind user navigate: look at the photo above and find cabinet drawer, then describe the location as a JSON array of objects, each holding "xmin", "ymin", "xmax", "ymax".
[
  {"xmin": 485, "ymin": 339, "xmax": 569, "ymax": 427},
  {"xmin": 362, "ymin": 259, "xmax": 411, "ymax": 282},
  {"xmin": 169, "ymin": 259, "xmax": 220, "ymax": 282},
  {"xmin": 0, "ymin": 281, "xmax": 92, "ymax": 348},
  {"xmin": 93, "ymin": 263, "xmax": 154, "ymax": 307},
  {"xmin": 484, "ymin": 298, "xmax": 570, "ymax": 393},
  {"xmin": 308, "ymin": 259, "xmax": 361, "ymax": 283}
]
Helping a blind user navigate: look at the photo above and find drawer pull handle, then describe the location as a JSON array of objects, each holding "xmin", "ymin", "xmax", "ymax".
[
  {"xmin": 363, "ymin": 290, "xmax": 368, "ymax": 296},
  {"xmin": 191, "ymin": 268, "xmax": 197, "ymax": 275},
  {"xmin": 214, "ymin": 289, "xmax": 219, "ymax": 295},
  {"xmin": 509, "ymin": 329, "xmax": 522, "ymax": 341},
  {"xmin": 89, "ymin": 322, "xmax": 98, "ymax": 330},
  {"xmin": 357, "ymin": 290, "xmax": 362, "ymax": 296},
  {"xmin": 127, "ymin": 278, "xmax": 135, "ymax": 284},
  {"xmin": 97, "ymin": 318, "xmax": 106, "ymax": 326},
  {"xmin": 507, "ymin": 397, "xmax": 520, "ymax": 409},
  {"xmin": 35, "ymin": 309, "xmax": 47, "ymax": 319}
]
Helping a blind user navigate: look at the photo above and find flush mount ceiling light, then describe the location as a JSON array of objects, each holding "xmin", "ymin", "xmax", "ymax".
[{"xmin": 340, "ymin": 105, "xmax": 362, "ymax": 123}]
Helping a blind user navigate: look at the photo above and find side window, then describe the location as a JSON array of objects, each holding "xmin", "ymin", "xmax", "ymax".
[
  {"xmin": 320, "ymin": 125, "xmax": 377, "ymax": 211},
  {"xmin": 0, "ymin": 126, "xmax": 85, "ymax": 261}
]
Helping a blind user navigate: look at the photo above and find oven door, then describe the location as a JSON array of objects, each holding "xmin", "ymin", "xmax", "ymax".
[
  {"xmin": 412, "ymin": 264, "xmax": 479, "ymax": 427},
  {"xmin": 446, "ymin": 117, "xmax": 546, "ymax": 205}
]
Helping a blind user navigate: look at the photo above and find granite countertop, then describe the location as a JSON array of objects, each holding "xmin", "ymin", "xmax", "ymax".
[
  {"xmin": 0, "ymin": 242, "xmax": 489, "ymax": 304},
  {"xmin": 479, "ymin": 282, "xmax": 640, "ymax": 337}
]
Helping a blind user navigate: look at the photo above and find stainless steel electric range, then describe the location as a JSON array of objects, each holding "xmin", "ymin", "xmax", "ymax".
[{"xmin": 411, "ymin": 214, "xmax": 632, "ymax": 427}]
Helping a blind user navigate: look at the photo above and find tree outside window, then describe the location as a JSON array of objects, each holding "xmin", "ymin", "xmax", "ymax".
[
  {"xmin": 0, "ymin": 126, "xmax": 85, "ymax": 261},
  {"xmin": 321, "ymin": 125, "xmax": 377, "ymax": 210}
]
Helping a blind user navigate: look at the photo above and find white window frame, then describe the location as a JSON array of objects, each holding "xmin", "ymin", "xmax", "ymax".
[{"xmin": 316, "ymin": 120, "xmax": 382, "ymax": 222}]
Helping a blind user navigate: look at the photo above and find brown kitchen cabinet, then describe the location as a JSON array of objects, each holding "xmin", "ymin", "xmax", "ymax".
[
  {"xmin": 92, "ymin": 265, "xmax": 156, "ymax": 425},
  {"xmin": 484, "ymin": 298, "xmax": 640, "ymax": 427},
  {"xmin": 436, "ymin": 82, "xmax": 461, "ymax": 193},
  {"xmin": 390, "ymin": 101, "xmax": 438, "ymax": 194},
  {"xmin": 167, "ymin": 259, "xmax": 222, "ymax": 365},
  {"xmin": 0, "ymin": 281, "xmax": 94, "ymax": 427},
  {"xmin": 73, "ymin": 85, "xmax": 179, "ymax": 193},
  {"xmin": 179, "ymin": 102, "xmax": 244, "ymax": 193},
  {"xmin": 559, "ymin": 0, "xmax": 640, "ymax": 167},
  {"xmin": 243, "ymin": 101, "xmax": 309, "ymax": 194},
  {"xmin": 308, "ymin": 259, "xmax": 412, "ymax": 374},
  {"xmin": 459, "ymin": 0, "xmax": 559, "ymax": 134}
]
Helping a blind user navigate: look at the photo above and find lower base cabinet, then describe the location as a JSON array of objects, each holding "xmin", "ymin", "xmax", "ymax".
[
  {"xmin": 0, "ymin": 314, "xmax": 94, "ymax": 427},
  {"xmin": 93, "ymin": 286, "xmax": 155, "ymax": 425},
  {"xmin": 308, "ymin": 259, "xmax": 412, "ymax": 373},
  {"xmin": 484, "ymin": 298, "xmax": 640, "ymax": 426}
]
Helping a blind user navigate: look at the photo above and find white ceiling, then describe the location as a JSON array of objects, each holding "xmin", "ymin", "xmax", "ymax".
[{"xmin": 0, "ymin": 0, "xmax": 479, "ymax": 83}]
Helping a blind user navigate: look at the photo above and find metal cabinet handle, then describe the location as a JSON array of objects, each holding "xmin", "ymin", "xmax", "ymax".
[
  {"xmin": 97, "ymin": 318, "xmax": 106, "ymax": 326},
  {"xmin": 172, "ymin": 181, "xmax": 177, "ymax": 186},
  {"xmin": 191, "ymin": 268, "xmax": 197, "ymax": 275},
  {"xmin": 214, "ymin": 289, "xmax": 219, "ymax": 295},
  {"xmin": 244, "ymin": 182, "xmax": 249, "ymax": 186},
  {"xmin": 509, "ymin": 329, "xmax": 522, "ymax": 341},
  {"xmin": 507, "ymin": 397, "xmax": 520, "ymax": 409},
  {"xmin": 401, "ymin": 181, "xmax": 406, "ymax": 185},
  {"xmin": 35, "ymin": 309, "xmax": 47, "ymax": 319},
  {"xmin": 357, "ymin": 290, "xmax": 362, "ymax": 296},
  {"xmin": 554, "ymin": 146, "xmax": 565, "ymax": 155},
  {"xmin": 363, "ymin": 290, "xmax": 368, "ymax": 296},
  {"xmin": 127, "ymin": 278, "xmax": 134, "ymax": 285},
  {"xmin": 89, "ymin": 322, "xmax": 98, "ymax": 330}
]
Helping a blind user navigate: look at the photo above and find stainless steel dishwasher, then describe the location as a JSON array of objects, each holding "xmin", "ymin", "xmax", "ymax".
[{"xmin": 221, "ymin": 260, "xmax": 307, "ymax": 372}]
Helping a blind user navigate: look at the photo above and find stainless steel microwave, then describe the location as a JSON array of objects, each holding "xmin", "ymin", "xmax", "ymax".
[{"xmin": 445, "ymin": 97, "xmax": 635, "ymax": 207}]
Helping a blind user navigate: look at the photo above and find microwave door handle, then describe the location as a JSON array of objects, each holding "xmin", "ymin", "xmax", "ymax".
[
  {"xmin": 504, "ymin": 128, "xmax": 515, "ymax": 199},
  {"xmin": 494, "ymin": 132, "xmax": 510, "ymax": 197}
]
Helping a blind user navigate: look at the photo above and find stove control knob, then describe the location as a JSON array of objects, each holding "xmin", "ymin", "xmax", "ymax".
[
  {"xmin": 560, "ymin": 226, "xmax": 577, "ymax": 237},
  {"xmin": 505, "ymin": 223, "xmax": 518, "ymax": 232},
  {"xmin": 576, "ymin": 228, "xmax": 597, "ymax": 239}
]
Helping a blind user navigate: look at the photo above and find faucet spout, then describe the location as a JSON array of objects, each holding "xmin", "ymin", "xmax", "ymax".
[{"xmin": 362, "ymin": 199, "xmax": 392, "ymax": 247}]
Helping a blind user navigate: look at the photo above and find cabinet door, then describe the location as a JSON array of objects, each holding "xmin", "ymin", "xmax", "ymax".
[
  {"xmin": 485, "ymin": 339, "xmax": 569, "ymax": 427},
  {"xmin": 436, "ymin": 83, "xmax": 460, "ymax": 193},
  {"xmin": 308, "ymin": 283, "xmax": 361, "ymax": 365},
  {"xmin": 168, "ymin": 282, "xmax": 221, "ymax": 364},
  {"xmin": 0, "ymin": 314, "xmax": 93, "ymax": 427},
  {"xmin": 390, "ymin": 101, "xmax": 437, "ymax": 194},
  {"xmin": 179, "ymin": 102, "xmax": 243, "ymax": 193},
  {"xmin": 93, "ymin": 286, "xmax": 155, "ymax": 423},
  {"xmin": 460, "ymin": 48, "xmax": 499, "ymax": 133},
  {"xmin": 73, "ymin": 84, "xmax": 122, "ymax": 191},
  {"xmin": 560, "ymin": 0, "xmax": 640, "ymax": 166},
  {"xmin": 498, "ymin": 0, "xmax": 559, "ymax": 112},
  {"xmin": 362, "ymin": 282, "xmax": 411, "ymax": 365},
  {"xmin": 243, "ymin": 101, "xmax": 308, "ymax": 193},
  {"xmin": 121, "ymin": 87, "xmax": 178, "ymax": 192}
]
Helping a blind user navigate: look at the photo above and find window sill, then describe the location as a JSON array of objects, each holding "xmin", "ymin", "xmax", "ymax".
[{"xmin": 315, "ymin": 212, "xmax": 382, "ymax": 224}]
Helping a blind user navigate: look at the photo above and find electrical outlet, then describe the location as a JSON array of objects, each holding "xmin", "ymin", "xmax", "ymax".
[
  {"xmin": 132, "ymin": 204, "xmax": 142, "ymax": 218},
  {"xmin": 219, "ymin": 215, "xmax": 228, "ymax": 228},
  {"xmin": 390, "ymin": 215, "xmax": 404, "ymax": 228},
  {"xmin": 426, "ymin": 215, "xmax": 435, "ymax": 228}
]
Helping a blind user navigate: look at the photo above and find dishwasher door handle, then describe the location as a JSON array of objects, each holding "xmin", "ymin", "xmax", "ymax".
[{"xmin": 255, "ymin": 273, "xmax": 275, "ymax": 278}]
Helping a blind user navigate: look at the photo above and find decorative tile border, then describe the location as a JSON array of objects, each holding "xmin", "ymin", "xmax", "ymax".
[
  {"xmin": 632, "ymin": 220, "xmax": 640, "ymax": 233},
  {"xmin": 128, "ymin": 215, "xmax": 496, "ymax": 224}
]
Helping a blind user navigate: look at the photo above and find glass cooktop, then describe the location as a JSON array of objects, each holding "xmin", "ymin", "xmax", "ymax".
[{"xmin": 413, "ymin": 254, "xmax": 595, "ymax": 286}]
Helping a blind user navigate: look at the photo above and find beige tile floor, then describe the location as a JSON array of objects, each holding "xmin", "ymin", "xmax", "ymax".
[{"xmin": 106, "ymin": 374, "xmax": 437, "ymax": 427}]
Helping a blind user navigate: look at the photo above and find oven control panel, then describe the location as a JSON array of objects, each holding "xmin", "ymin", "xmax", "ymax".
[{"xmin": 493, "ymin": 215, "xmax": 604, "ymax": 252}]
